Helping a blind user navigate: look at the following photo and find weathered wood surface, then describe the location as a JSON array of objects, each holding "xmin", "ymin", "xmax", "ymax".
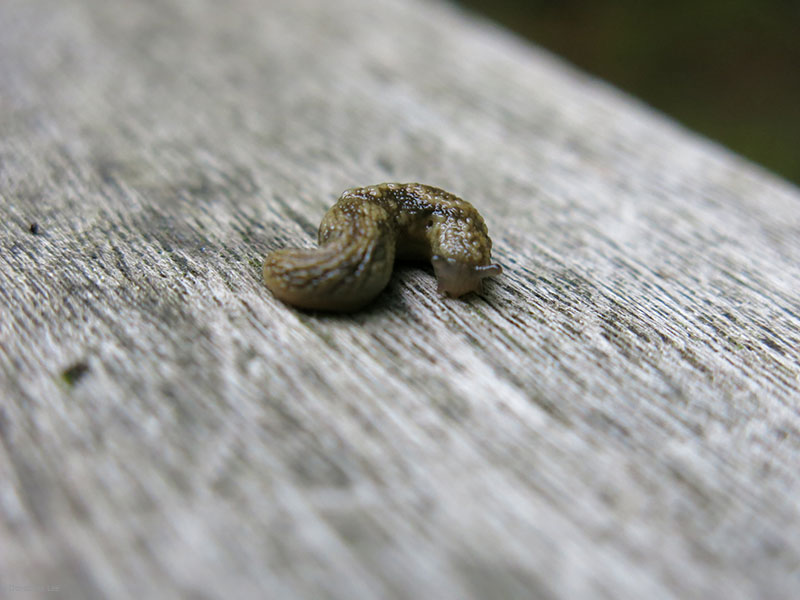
[{"xmin": 1, "ymin": 0, "xmax": 799, "ymax": 598}]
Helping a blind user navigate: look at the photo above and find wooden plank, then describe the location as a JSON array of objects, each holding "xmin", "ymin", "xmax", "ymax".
[{"xmin": 1, "ymin": 0, "xmax": 799, "ymax": 598}]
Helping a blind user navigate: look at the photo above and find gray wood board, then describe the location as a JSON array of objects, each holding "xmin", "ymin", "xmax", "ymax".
[{"xmin": 1, "ymin": 0, "xmax": 799, "ymax": 598}]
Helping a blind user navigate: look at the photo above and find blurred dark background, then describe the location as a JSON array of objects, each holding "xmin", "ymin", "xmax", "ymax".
[{"xmin": 454, "ymin": 0, "xmax": 800, "ymax": 185}]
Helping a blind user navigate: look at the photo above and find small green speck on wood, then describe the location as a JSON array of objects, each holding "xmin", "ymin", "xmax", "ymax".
[{"xmin": 61, "ymin": 362, "xmax": 90, "ymax": 386}]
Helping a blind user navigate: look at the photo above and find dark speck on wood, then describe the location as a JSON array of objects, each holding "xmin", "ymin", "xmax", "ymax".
[{"xmin": 61, "ymin": 362, "xmax": 90, "ymax": 386}]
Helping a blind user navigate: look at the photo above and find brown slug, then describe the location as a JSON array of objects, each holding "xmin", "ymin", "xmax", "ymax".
[{"xmin": 262, "ymin": 183, "xmax": 502, "ymax": 311}]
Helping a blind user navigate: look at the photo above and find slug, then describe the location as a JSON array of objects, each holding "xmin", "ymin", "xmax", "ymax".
[{"xmin": 262, "ymin": 183, "xmax": 502, "ymax": 311}]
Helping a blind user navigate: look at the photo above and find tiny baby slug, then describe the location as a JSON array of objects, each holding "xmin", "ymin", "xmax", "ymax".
[{"xmin": 262, "ymin": 183, "xmax": 502, "ymax": 311}]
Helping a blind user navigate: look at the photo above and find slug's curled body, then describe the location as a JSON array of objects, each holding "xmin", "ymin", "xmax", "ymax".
[{"xmin": 263, "ymin": 183, "xmax": 501, "ymax": 311}]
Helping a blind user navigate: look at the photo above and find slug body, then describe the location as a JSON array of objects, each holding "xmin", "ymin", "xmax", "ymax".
[{"xmin": 263, "ymin": 183, "xmax": 502, "ymax": 311}]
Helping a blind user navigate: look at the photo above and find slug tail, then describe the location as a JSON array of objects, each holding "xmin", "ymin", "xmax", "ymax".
[{"xmin": 263, "ymin": 238, "xmax": 394, "ymax": 311}]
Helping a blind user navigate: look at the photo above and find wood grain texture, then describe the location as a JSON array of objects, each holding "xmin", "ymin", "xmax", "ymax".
[{"xmin": 1, "ymin": 0, "xmax": 799, "ymax": 598}]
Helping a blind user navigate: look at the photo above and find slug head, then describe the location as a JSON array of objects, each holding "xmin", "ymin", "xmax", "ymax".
[{"xmin": 431, "ymin": 255, "xmax": 502, "ymax": 297}]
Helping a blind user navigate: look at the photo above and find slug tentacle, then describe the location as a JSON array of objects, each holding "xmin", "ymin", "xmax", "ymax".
[{"xmin": 262, "ymin": 183, "xmax": 501, "ymax": 311}]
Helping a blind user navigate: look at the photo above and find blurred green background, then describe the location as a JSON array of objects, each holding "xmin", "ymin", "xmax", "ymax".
[{"xmin": 455, "ymin": 0, "xmax": 800, "ymax": 185}]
